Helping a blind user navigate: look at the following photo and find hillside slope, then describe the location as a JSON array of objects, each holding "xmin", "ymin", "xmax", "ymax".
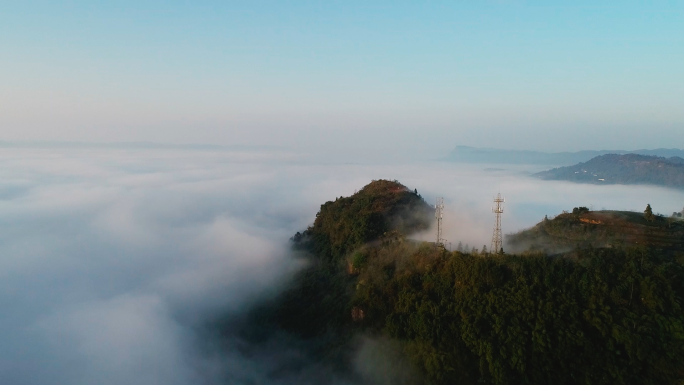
[
  {"xmin": 237, "ymin": 184, "xmax": 684, "ymax": 385},
  {"xmin": 535, "ymin": 154, "xmax": 684, "ymax": 187},
  {"xmin": 507, "ymin": 209, "xmax": 684, "ymax": 256},
  {"xmin": 258, "ymin": 180, "xmax": 433, "ymax": 340}
]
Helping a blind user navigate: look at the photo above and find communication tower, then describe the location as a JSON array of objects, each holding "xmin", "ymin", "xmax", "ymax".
[
  {"xmin": 435, "ymin": 197, "xmax": 445, "ymax": 247},
  {"xmin": 491, "ymin": 193, "xmax": 505, "ymax": 254}
]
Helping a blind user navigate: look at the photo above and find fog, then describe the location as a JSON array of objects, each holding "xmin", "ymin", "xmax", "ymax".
[{"xmin": 2, "ymin": 147, "xmax": 683, "ymax": 384}]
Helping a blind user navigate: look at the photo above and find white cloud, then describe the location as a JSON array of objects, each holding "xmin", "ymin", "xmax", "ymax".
[{"xmin": 1, "ymin": 147, "xmax": 683, "ymax": 384}]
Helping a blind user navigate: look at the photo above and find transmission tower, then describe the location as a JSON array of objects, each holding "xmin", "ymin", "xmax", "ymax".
[
  {"xmin": 491, "ymin": 193, "xmax": 505, "ymax": 254},
  {"xmin": 435, "ymin": 197, "xmax": 445, "ymax": 247}
]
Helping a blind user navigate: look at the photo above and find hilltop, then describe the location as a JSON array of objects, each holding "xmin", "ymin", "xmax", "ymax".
[
  {"xmin": 292, "ymin": 179, "xmax": 433, "ymax": 261},
  {"xmin": 260, "ymin": 179, "xmax": 433, "ymax": 339},
  {"xmin": 535, "ymin": 154, "xmax": 684, "ymax": 188},
  {"xmin": 507, "ymin": 208, "xmax": 684, "ymax": 258}
]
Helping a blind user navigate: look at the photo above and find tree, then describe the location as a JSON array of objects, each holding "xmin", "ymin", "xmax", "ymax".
[
  {"xmin": 456, "ymin": 241, "xmax": 463, "ymax": 252},
  {"xmin": 644, "ymin": 204, "xmax": 655, "ymax": 222},
  {"xmin": 481, "ymin": 245, "xmax": 487, "ymax": 254}
]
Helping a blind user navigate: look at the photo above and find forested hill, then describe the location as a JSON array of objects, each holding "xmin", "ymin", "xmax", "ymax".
[
  {"xmin": 258, "ymin": 179, "xmax": 433, "ymax": 339},
  {"xmin": 292, "ymin": 179, "xmax": 433, "ymax": 261},
  {"xmin": 240, "ymin": 181, "xmax": 684, "ymax": 385},
  {"xmin": 535, "ymin": 154, "xmax": 684, "ymax": 187},
  {"xmin": 507, "ymin": 209, "xmax": 684, "ymax": 257}
]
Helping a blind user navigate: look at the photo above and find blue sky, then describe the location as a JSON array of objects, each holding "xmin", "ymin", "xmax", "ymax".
[{"xmin": 1, "ymin": 1, "xmax": 683, "ymax": 153}]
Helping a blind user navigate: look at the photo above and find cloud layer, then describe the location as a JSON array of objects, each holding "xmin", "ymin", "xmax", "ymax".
[{"xmin": 1, "ymin": 147, "xmax": 683, "ymax": 384}]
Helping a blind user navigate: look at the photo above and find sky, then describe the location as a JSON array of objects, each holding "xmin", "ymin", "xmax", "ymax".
[
  {"xmin": 1, "ymin": 1, "xmax": 683, "ymax": 155},
  {"xmin": 3, "ymin": 4, "xmax": 684, "ymax": 383}
]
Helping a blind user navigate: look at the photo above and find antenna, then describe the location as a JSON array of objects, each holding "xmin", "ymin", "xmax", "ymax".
[
  {"xmin": 491, "ymin": 193, "xmax": 504, "ymax": 254},
  {"xmin": 435, "ymin": 197, "xmax": 445, "ymax": 247}
]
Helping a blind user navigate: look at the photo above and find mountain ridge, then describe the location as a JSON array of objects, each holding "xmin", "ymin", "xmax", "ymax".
[
  {"xmin": 447, "ymin": 145, "xmax": 684, "ymax": 165},
  {"xmin": 534, "ymin": 153, "xmax": 684, "ymax": 188}
]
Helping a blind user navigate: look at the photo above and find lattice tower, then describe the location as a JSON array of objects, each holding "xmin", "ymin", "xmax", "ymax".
[
  {"xmin": 491, "ymin": 193, "xmax": 505, "ymax": 254},
  {"xmin": 435, "ymin": 197, "xmax": 445, "ymax": 247}
]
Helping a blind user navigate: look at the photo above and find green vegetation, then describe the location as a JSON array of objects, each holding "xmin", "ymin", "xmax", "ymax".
[
  {"xmin": 354, "ymin": 243, "xmax": 684, "ymax": 384},
  {"xmin": 249, "ymin": 180, "xmax": 432, "ymax": 352},
  {"xmin": 292, "ymin": 179, "xmax": 433, "ymax": 262},
  {"xmin": 645, "ymin": 204, "xmax": 655, "ymax": 222},
  {"xmin": 507, "ymin": 209, "xmax": 684, "ymax": 258},
  {"xmin": 535, "ymin": 154, "xmax": 684, "ymax": 188},
  {"xmin": 247, "ymin": 181, "xmax": 684, "ymax": 384}
]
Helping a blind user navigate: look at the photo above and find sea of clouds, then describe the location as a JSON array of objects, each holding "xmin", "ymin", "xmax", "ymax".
[{"xmin": 1, "ymin": 147, "xmax": 683, "ymax": 384}]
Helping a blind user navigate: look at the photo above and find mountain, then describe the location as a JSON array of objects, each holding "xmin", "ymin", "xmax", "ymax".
[
  {"xmin": 292, "ymin": 179, "xmax": 433, "ymax": 262},
  {"xmin": 255, "ymin": 180, "xmax": 433, "ymax": 340},
  {"xmin": 446, "ymin": 145, "xmax": 684, "ymax": 166},
  {"xmin": 507, "ymin": 208, "xmax": 684, "ymax": 257},
  {"xmin": 535, "ymin": 154, "xmax": 684, "ymax": 188},
  {"xmin": 237, "ymin": 181, "xmax": 684, "ymax": 385}
]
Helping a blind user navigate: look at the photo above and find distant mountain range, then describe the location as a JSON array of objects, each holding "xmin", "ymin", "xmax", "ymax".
[
  {"xmin": 535, "ymin": 154, "xmax": 684, "ymax": 188},
  {"xmin": 447, "ymin": 146, "xmax": 684, "ymax": 165}
]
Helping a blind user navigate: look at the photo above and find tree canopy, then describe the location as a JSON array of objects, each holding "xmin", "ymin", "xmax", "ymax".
[
  {"xmin": 246, "ymin": 181, "xmax": 684, "ymax": 384},
  {"xmin": 645, "ymin": 204, "xmax": 655, "ymax": 222}
]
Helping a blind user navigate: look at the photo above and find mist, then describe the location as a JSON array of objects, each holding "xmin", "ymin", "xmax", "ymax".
[{"xmin": 2, "ymin": 146, "xmax": 683, "ymax": 384}]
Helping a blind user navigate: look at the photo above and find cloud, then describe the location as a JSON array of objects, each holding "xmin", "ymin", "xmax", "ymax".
[
  {"xmin": 1, "ymin": 147, "xmax": 683, "ymax": 384},
  {"xmin": 0, "ymin": 148, "xmax": 309, "ymax": 384},
  {"xmin": 35, "ymin": 294, "xmax": 194, "ymax": 385}
]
